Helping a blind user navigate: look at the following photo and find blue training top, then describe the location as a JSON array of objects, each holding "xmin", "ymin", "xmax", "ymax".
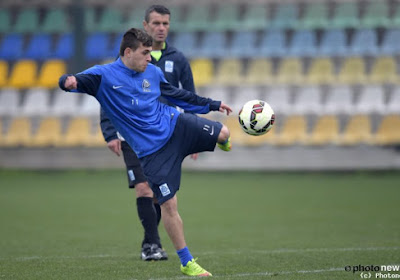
[{"xmin": 59, "ymin": 58, "xmax": 221, "ymax": 158}]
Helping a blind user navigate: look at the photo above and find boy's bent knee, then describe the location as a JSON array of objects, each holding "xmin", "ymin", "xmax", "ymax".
[
  {"xmin": 135, "ymin": 182, "xmax": 153, "ymax": 198},
  {"xmin": 218, "ymin": 125, "xmax": 230, "ymax": 143}
]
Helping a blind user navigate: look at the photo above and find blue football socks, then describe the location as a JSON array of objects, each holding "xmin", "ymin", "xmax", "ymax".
[{"xmin": 177, "ymin": 246, "xmax": 193, "ymax": 266}]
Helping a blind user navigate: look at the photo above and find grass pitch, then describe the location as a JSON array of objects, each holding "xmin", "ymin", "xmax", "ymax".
[{"xmin": 0, "ymin": 170, "xmax": 399, "ymax": 280}]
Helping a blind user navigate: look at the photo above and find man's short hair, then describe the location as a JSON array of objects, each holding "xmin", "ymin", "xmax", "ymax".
[
  {"xmin": 144, "ymin": 5, "xmax": 171, "ymax": 22},
  {"xmin": 119, "ymin": 28, "xmax": 153, "ymax": 56}
]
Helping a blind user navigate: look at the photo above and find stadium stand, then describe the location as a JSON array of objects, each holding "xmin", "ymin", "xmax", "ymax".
[
  {"xmin": 291, "ymin": 86, "xmax": 323, "ymax": 115},
  {"xmin": 213, "ymin": 58, "xmax": 243, "ymax": 86},
  {"xmin": 190, "ymin": 58, "xmax": 214, "ymax": 87},
  {"xmin": 49, "ymin": 88, "xmax": 80, "ymax": 116},
  {"xmin": 329, "ymin": 1, "xmax": 360, "ymax": 29},
  {"xmin": 60, "ymin": 117, "xmax": 92, "ymax": 147},
  {"xmin": 299, "ymin": 1, "xmax": 329, "ymax": 30},
  {"xmin": 7, "ymin": 60, "xmax": 38, "ymax": 89},
  {"xmin": 0, "ymin": 9, "xmax": 11, "ymax": 33},
  {"xmin": 306, "ymin": 58, "xmax": 335, "ymax": 85},
  {"xmin": 276, "ymin": 58, "xmax": 304, "ymax": 85},
  {"xmin": 2, "ymin": 117, "xmax": 32, "ymax": 147},
  {"xmin": 0, "ymin": 34, "xmax": 24, "ymax": 60},
  {"xmin": 264, "ymin": 85, "xmax": 292, "ymax": 115},
  {"xmin": 368, "ymin": 57, "xmax": 398, "ymax": 85},
  {"xmin": 20, "ymin": 88, "xmax": 51, "ymax": 116},
  {"xmin": 229, "ymin": 31, "xmax": 258, "ymax": 58},
  {"xmin": 360, "ymin": 1, "xmax": 390, "ymax": 28},
  {"xmin": 24, "ymin": 34, "xmax": 53, "ymax": 60},
  {"xmin": 336, "ymin": 57, "xmax": 367, "ymax": 85},
  {"xmin": 386, "ymin": 87, "xmax": 400, "ymax": 114},
  {"xmin": 318, "ymin": 29, "xmax": 348, "ymax": 57},
  {"xmin": 0, "ymin": 88, "xmax": 20, "ymax": 116},
  {"xmin": 269, "ymin": 2, "xmax": 299, "ymax": 29},
  {"xmin": 0, "ymin": 60, "xmax": 8, "ymax": 88},
  {"xmin": 288, "ymin": 30, "xmax": 318, "ymax": 57},
  {"xmin": 41, "ymin": 8, "xmax": 71, "ymax": 33},
  {"xmin": 31, "ymin": 117, "xmax": 63, "ymax": 147},
  {"xmin": 380, "ymin": 29, "xmax": 400, "ymax": 56},
  {"xmin": 12, "ymin": 8, "xmax": 40, "ymax": 33},
  {"xmin": 259, "ymin": 29, "xmax": 287, "ymax": 58},
  {"xmin": 306, "ymin": 115, "xmax": 340, "ymax": 146},
  {"xmin": 337, "ymin": 115, "xmax": 373, "ymax": 145},
  {"xmin": 323, "ymin": 86, "xmax": 354, "ymax": 115},
  {"xmin": 274, "ymin": 115, "xmax": 308, "ymax": 146},
  {"xmin": 243, "ymin": 58, "xmax": 274, "ymax": 86},
  {"xmin": 239, "ymin": 3, "xmax": 269, "ymax": 31},
  {"xmin": 37, "ymin": 60, "xmax": 67, "ymax": 88},
  {"xmin": 355, "ymin": 85, "xmax": 386, "ymax": 115},
  {"xmin": 373, "ymin": 115, "xmax": 400, "ymax": 145},
  {"xmin": 212, "ymin": 3, "xmax": 240, "ymax": 31}
]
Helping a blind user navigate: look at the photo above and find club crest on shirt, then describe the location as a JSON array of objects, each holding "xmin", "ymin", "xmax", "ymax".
[
  {"xmin": 142, "ymin": 79, "xmax": 151, "ymax": 92},
  {"xmin": 165, "ymin": 60, "xmax": 174, "ymax": 73}
]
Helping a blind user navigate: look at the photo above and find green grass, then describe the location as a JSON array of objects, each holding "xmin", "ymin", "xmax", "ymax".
[{"xmin": 0, "ymin": 170, "xmax": 399, "ymax": 280}]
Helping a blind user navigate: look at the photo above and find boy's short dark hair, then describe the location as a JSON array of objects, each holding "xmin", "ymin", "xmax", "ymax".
[
  {"xmin": 144, "ymin": 5, "xmax": 171, "ymax": 22},
  {"xmin": 119, "ymin": 28, "xmax": 153, "ymax": 56}
]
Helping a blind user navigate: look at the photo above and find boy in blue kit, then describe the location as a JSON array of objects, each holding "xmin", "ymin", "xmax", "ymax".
[{"xmin": 59, "ymin": 28, "xmax": 232, "ymax": 277}]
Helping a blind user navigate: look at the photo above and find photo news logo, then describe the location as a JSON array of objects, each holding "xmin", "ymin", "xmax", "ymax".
[{"xmin": 345, "ymin": 264, "xmax": 400, "ymax": 278}]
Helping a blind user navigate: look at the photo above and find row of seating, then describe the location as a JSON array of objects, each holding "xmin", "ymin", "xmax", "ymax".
[
  {"xmin": 2, "ymin": 28, "xmax": 400, "ymax": 61},
  {"xmin": 1, "ymin": 56, "xmax": 398, "ymax": 89},
  {"xmin": 0, "ymin": 1, "xmax": 398, "ymax": 34},
  {"xmin": 1, "ymin": 84, "xmax": 399, "ymax": 118},
  {"xmin": 1, "ymin": 114, "xmax": 399, "ymax": 147}
]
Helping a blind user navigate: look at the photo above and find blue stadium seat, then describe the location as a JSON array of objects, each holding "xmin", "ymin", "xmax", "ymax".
[
  {"xmin": 85, "ymin": 33, "xmax": 110, "ymax": 60},
  {"xmin": 197, "ymin": 32, "xmax": 227, "ymax": 58},
  {"xmin": 24, "ymin": 34, "xmax": 52, "ymax": 60},
  {"xmin": 380, "ymin": 29, "xmax": 400, "ymax": 56},
  {"xmin": 318, "ymin": 29, "xmax": 348, "ymax": 57},
  {"xmin": 0, "ymin": 34, "xmax": 24, "ymax": 60},
  {"xmin": 288, "ymin": 30, "xmax": 317, "ymax": 57},
  {"xmin": 348, "ymin": 29, "xmax": 379, "ymax": 56},
  {"xmin": 228, "ymin": 31, "xmax": 257, "ymax": 58},
  {"xmin": 52, "ymin": 34, "xmax": 73, "ymax": 60},
  {"xmin": 258, "ymin": 29, "xmax": 287, "ymax": 58},
  {"xmin": 172, "ymin": 32, "xmax": 198, "ymax": 58}
]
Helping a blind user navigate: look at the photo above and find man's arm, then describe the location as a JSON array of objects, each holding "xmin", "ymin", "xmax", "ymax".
[{"xmin": 100, "ymin": 108, "xmax": 121, "ymax": 157}]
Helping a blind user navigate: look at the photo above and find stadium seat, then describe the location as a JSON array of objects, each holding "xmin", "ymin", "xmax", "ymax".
[
  {"xmin": 323, "ymin": 86, "xmax": 354, "ymax": 115},
  {"xmin": 20, "ymin": 88, "xmax": 51, "ymax": 116},
  {"xmin": 7, "ymin": 60, "xmax": 37, "ymax": 89},
  {"xmin": 201, "ymin": 86, "xmax": 232, "ymax": 111},
  {"xmin": 212, "ymin": 3, "xmax": 240, "ymax": 31},
  {"xmin": 355, "ymin": 85, "xmax": 386, "ymax": 114},
  {"xmin": 184, "ymin": 4, "xmax": 212, "ymax": 32},
  {"xmin": 0, "ymin": 34, "xmax": 24, "ymax": 60},
  {"xmin": 52, "ymin": 33, "xmax": 74, "ymax": 60},
  {"xmin": 239, "ymin": 3, "xmax": 269, "ymax": 31},
  {"xmin": 386, "ymin": 87, "xmax": 400, "ymax": 114},
  {"xmin": 2, "ymin": 117, "xmax": 32, "ymax": 147},
  {"xmin": 190, "ymin": 58, "xmax": 213, "ymax": 87},
  {"xmin": 373, "ymin": 115, "xmax": 400, "ymax": 145},
  {"xmin": 269, "ymin": 3, "xmax": 299, "ymax": 29},
  {"xmin": 97, "ymin": 8, "xmax": 124, "ymax": 33},
  {"xmin": 213, "ymin": 59, "xmax": 243, "ymax": 86},
  {"xmin": 13, "ymin": 8, "xmax": 39, "ymax": 33},
  {"xmin": 306, "ymin": 115, "xmax": 340, "ymax": 146},
  {"xmin": 330, "ymin": 1, "xmax": 360, "ymax": 29},
  {"xmin": 288, "ymin": 30, "xmax": 318, "ymax": 57},
  {"xmin": 348, "ymin": 29, "xmax": 379, "ymax": 56},
  {"xmin": 243, "ymin": 58, "xmax": 274, "ymax": 86},
  {"xmin": 197, "ymin": 32, "xmax": 227, "ymax": 58},
  {"xmin": 50, "ymin": 88, "xmax": 80, "ymax": 116},
  {"xmin": 172, "ymin": 32, "xmax": 198, "ymax": 58},
  {"xmin": 85, "ymin": 8, "xmax": 97, "ymax": 32},
  {"xmin": 0, "ymin": 88, "xmax": 20, "ymax": 116},
  {"xmin": 380, "ymin": 29, "xmax": 400, "ymax": 56},
  {"xmin": 368, "ymin": 57, "xmax": 398, "ymax": 85},
  {"xmin": 37, "ymin": 60, "xmax": 67, "ymax": 88},
  {"xmin": 229, "ymin": 31, "xmax": 257, "ymax": 58},
  {"xmin": 306, "ymin": 58, "xmax": 335, "ymax": 85},
  {"xmin": 259, "ymin": 29, "xmax": 287, "ymax": 58},
  {"xmin": 0, "ymin": 60, "xmax": 8, "ymax": 88},
  {"xmin": 167, "ymin": 5, "xmax": 184, "ymax": 32},
  {"xmin": 391, "ymin": 3, "xmax": 400, "ymax": 28},
  {"xmin": 41, "ymin": 8, "xmax": 70, "ymax": 33},
  {"xmin": 89, "ymin": 126, "xmax": 107, "ymax": 147},
  {"xmin": 78, "ymin": 94, "xmax": 100, "ymax": 117},
  {"xmin": 264, "ymin": 85, "xmax": 292, "ymax": 115},
  {"xmin": 298, "ymin": 2, "xmax": 329, "ymax": 29},
  {"xmin": 337, "ymin": 115, "xmax": 373, "ymax": 146},
  {"xmin": 0, "ymin": 9, "xmax": 11, "ymax": 33},
  {"xmin": 24, "ymin": 34, "xmax": 52, "ymax": 60},
  {"xmin": 60, "ymin": 117, "xmax": 92, "ymax": 147},
  {"xmin": 31, "ymin": 117, "xmax": 63, "ymax": 147},
  {"xmin": 276, "ymin": 58, "xmax": 304, "ymax": 85},
  {"xmin": 85, "ymin": 32, "xmax": 110, "ymax": 60},
  {"xmin": 292, "ymin": 86, "xmax": 322, "ymax": 115},
  {"xmin": 233, "ymin": 86, "xmax": 261, "ymax": 113},
  {"xmin": 360, "ymin": 1, "xmax": 390, "ymax": 28},
  {"xmin": 318, "ymin": 29, "xmax": 348, "ymax": 57},
  {"xmin": 336, "ymin": 57, "xmax": 367, "ymax": 85},
  {"xmin": 0, "ymin": 119, "xmax": 3, "ymax": 146},
  {"xmin": 274, "ymin": 115, "xmax": 308, "ymax": 146}
]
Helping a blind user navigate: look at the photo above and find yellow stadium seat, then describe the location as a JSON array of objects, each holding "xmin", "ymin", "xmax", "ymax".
[
  {"xmin": 0, "ymin": 119, "xmax": 3, "ymax": 146},
  {"xmin": 2, "ymin": 117, "xmax": 32, "ymax": 147},
  {"xmin": 37, "ymin": 60, "xmax": 67, "ymax": 88},
  {"xmin": 8, "ymin": 60, "xmax": 38, "ymax": 89},
  {"xmin": 306, "ymin": 58, "xmax": 335, "ymax": 85},
  {"xmin": 276, "ymin": 58, "xmax": 304, "ymax": 85},
  {"xmin": 373, "ymin": 115, "xmax": 400, "ymax": 145},
  {"xmin": 337, "ymin": 57, "xmax": 366, "ymax": 85},
  {"xmin": 191, "ymin": 58, "xmax": 213, "ymax": 87},
  {"xmin": 243, "ymin": 58, "xmax": 274, "ymax": 85},
  {"xmin": 337, "ymin": 115, "xmax": 373, "ymax": 145},
  {"xmin": 31, "ymin": 117, "xmax": 63, "ymax": 147},
  {"xmin": 368, "ymin": 57, "xmax": 398, "ymax": 84},
  {"xmin": 274, "ymin": 115, "xmax": 308, "ymax": 146},
  {"xmin": 214, "ymin": 59, "xmax": 243, "ymax": 86},
  {"xmin": 0, "ymin": 60, "xmax": 8, "ymax": 88},
  {"xmin": 89, "ymin": 126, "xmax": 107, "ymax": 147},
  {"xmin": 306, "ymin": 115, "xmax": 339, "ymax": 145},
  {"xmin": 60, "ymin": 117, "xmax": 92, "ymax": 147}
]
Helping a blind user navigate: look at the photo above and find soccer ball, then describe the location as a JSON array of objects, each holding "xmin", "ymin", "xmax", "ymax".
[{"xmin": 238, "ymin": 100, "xmax": 275, "ymax": 136}]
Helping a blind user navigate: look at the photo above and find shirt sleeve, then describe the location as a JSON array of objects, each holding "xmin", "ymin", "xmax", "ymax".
[{"xmin": 58, "ymin": 66, "xmax": 102, "ymax": 96}]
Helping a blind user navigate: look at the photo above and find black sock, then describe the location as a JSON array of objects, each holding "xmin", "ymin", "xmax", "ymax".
[
  {"xmin": 154, "ymin": 202, "xmax": 162, "ymax": 226},
  {"xmin": 136, "ymin": 197, "xmax": 161, "ymax": 247}
]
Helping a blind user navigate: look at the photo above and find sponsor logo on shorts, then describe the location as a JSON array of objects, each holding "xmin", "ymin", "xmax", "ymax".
[
  {"xmin": 159, "ymin": 183, "xmax": 171, "ymax": 197},
  {"xmin": 128, "ymin": 170, "xmax": 135, "ymax": 181}
]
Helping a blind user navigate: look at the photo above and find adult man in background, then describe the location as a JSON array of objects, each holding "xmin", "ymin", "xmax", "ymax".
[{"xmin": 100, "ymin": 5, "xmax": 198, "ymax": 261}]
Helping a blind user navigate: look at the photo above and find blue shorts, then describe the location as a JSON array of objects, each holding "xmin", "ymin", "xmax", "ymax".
[{"xmin": 140, "ymin": 113, "xmax": 223, "ymax": 204}]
